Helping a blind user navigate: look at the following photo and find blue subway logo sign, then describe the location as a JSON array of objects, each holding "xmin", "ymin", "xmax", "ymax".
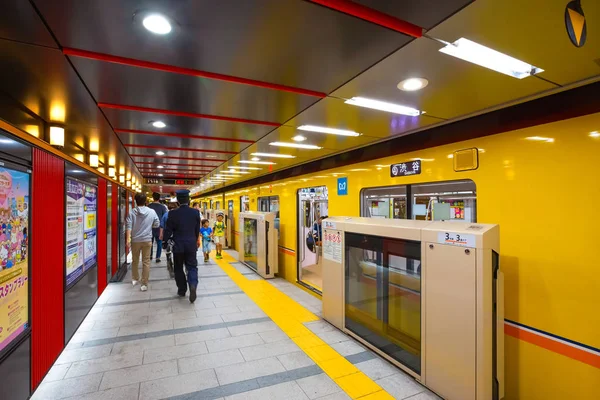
[{"xmin": 337, "ymin": 177, "xmax": 348, "ymax": 195}]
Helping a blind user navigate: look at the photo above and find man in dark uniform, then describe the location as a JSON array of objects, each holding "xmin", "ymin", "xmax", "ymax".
[{"xmin": 162, "ymin": 190, "xmax": 201, "ymax": 303}]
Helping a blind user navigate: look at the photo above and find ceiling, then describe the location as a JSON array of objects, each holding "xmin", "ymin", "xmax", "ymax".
[{"xmin": 0, "ymin": 0, "xmax": 598, "ymax": 195}]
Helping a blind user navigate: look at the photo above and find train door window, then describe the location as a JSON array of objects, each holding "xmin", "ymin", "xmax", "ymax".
[
  {"xmin": 215, "ymin": 201, "xmax": 221, "ymax": 209},
  {"xmin": 258, "ymin": 196, "xmax": 280, "ymax": 238},
  {"xmin": 361, "ymin": 186, "xmax": 407, "ymax": 219},
  {"xmin": 297, "ymin": 186, "xmax": 328, "ymax": 292},
  {"xmin": 411, "ymin": 180, "xmax": 476, "ymax": 222},
  {"xmin": 240, "ymin": 195, "xmax": 249, "ymax": 212},
  {"xmin": 227, "ymin": 200, "xmax": 234, "ymax": 249}
]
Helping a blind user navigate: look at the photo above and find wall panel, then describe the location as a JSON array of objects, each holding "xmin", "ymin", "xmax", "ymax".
[
  {"xmin": 111, "ymin": 183, "xmax": 118, "ymax": 275},
  {"xmin": 97, "ymin": 179, "xmax": 107, "ymax": 295}
]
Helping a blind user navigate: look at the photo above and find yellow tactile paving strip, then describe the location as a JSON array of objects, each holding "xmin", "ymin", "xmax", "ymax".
[{"xmin": 215, "ymin": 251, "xmax": 394, "ymax": 399}]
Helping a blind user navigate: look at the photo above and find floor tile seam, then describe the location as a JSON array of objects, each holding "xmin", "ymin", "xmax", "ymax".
[{"xmin": 214, "ymin": 254, "xmax": 390, "ymax": 400}]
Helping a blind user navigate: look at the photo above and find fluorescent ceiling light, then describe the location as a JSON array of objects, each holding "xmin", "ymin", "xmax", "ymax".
[
  {"xmin": 157, "ymin": 165, "xmax": 165, "ymax": 169},
  {"xmin": 142, "ymin": 14, "xmax": 172, "ymax": 35},
  {"xmin": 439, "ymin": 38, "xmax": 543, "ymax": 79},
  {"xmin": 151, "ymin": 121, "xmax": 166, "ymax": 128},
  {"xmin": 344, "ymin": 97, "xmax": 422, "ymax": 116},
  {"xmin": 222, "ymin": 170, "xmax": 250, "ymax": 174},
  {"xmin": 297, "ymin": 125, "xmax": 360, "ymax": 137},
  {"xmin": 158, "ymin": 174, "xmax": 163, "ymax": 177},
  {"xmin": 238, "ymin": 160, "xmax": 276, "ymax": 165},
  {"xmin": 251, "ymin": 152, "xmax": 295, "ymax": 158},
  {"xmin": 269, "ymin": 142, "xmax": 322, "ymax": 149},
  {"xmin": 229, "ymin": 166, "xmax": 262, "ymax": 170},
  {"xmin": 292, "ymin": 135, "xmax": 306, "ymax": 142},
  {"xmin": 251, "ymin": 157, "xmax": 260, "ymax": 161},
  {"xmin": 397, "ymin": 78, "xmax": 429, "ymax": 91},
  {"xmin": 155, "ymin": 151, "xmax": 165, "ymax": 155},
  {"xmin": 525, "ymin": 136, "xmax": 554, "ymax": 142},
  {"xmin": 589, "ymin": 131, "xmax": 600, "ymax": 138}
]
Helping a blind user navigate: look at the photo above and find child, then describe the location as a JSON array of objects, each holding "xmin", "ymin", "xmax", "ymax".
[
  {"xmin": 212, "ymin": 213, "xmax": 226, "ymax": 259},
  {"xmin": 200, "ymin": 219, "xmax": 212, "ymax": 262}
]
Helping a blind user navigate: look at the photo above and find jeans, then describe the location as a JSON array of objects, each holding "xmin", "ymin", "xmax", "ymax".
[
  {"xmin": 174, "ymin": 251, "xmax": 198, "ymax": 294},
  {"xmin": 151, "ymin": 232, "xmax": 162, "ymax": 260},
  {"xmin": 131, "ymin": 241, "xmax": 152, "ymax": 285}
]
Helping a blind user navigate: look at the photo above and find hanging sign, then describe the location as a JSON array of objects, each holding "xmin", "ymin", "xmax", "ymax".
[
  {"xmin": 565, "ymin": 1, "xmax": 586, "ymax": 47},
  {"xmin": 391, "ymin": 160, "xmax": 421, "ymax": 177}
]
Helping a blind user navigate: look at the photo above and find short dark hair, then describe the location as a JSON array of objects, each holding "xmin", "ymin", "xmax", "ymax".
[
  {"xmin": 135, "ymin": 193, "xmax": 147, "ymax": 206},
  {"xmin": 201, "ymin": 219, "xmax": 209, "ymax": 225},
  {"xmin": 152, "ymin": 192, "xmax": 160, "ymax": 201}
]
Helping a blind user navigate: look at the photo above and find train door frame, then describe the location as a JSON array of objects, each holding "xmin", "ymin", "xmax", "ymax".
[
  {"xmin": 296, "ymin": 186, "xmax": 328, "ymax": 294},
  {"xmin": 227, "ymin": 200, "xmax": 234, "ymax": 248}
]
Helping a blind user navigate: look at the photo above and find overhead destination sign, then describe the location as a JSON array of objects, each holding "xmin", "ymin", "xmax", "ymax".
[
  {"xmin": 145, "ymin": 178, "xmax": 197, "ymax": 185},
  {"xmin": 390, "ymin": 160, "xmax": 421, "ymax": 177}
]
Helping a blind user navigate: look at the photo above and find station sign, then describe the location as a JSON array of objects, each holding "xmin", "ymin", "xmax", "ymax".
[
  {"xmin": 145, "ymin": 178, "xmax": 197, "ymax": 185},
  {"xmin": 390, "ymin": 160, "xmax": 421, "ymax": 177},
  {"xmin": 337, "ymin": 177, "xmax": 348, "ymax": 196}
]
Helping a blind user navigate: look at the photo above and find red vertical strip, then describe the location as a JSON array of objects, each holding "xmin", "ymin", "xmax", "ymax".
[
  {"xmin": 96, "ymin": 179, "xmax": 107, "ymax": 295},
  {"xmin": 31, "ymin": 149, "xmax": 65, "ymax": 391},
  {"xmin": 111, "ymin": 184, "xmax": 118, "ymax": 275}
]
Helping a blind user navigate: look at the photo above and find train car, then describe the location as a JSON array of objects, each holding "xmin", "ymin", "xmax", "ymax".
[{"xmin": 194, "ymin": 111, "xmax": 600, "ymax": 400}]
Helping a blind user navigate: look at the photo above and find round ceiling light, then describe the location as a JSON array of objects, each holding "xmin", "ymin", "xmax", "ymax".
[
  {"xmin": 151, "ymin": 120, "xmax": 166, "ymax": 128},
  {"xmin": 142, "ymin": 14, "xmax": 172, "ymax": 35},
  {"xmin": 157, "ymin": 165, "xmax": 164, "ymax": 169},
  {"xmin": 397, "ymin": 78, "xmax": 429, "ymax": 91},
  {"xmin": 292, "ymin": 135, "xmax": 306, "ymax": 142},
  {"xmin": 155, "ymin": 151, "xmax": 165, "ymax": 155}
]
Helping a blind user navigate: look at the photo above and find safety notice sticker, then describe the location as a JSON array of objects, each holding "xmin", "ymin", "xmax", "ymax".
[
  {"xmin": 323, "ymin": 229, "xmax": 342, "ymax": 264},
  {"xmin": 437, "ymin": 232, "xmax": 476, "ymax": 247}
]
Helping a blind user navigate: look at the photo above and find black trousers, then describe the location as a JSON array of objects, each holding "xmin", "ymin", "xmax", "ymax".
[{"xmin": 173, "ymin": 250, "xmax": 198, "ymax": 294}]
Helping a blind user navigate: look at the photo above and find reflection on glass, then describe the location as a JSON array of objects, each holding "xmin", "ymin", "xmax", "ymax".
[
  {"xmin": 243, "ymin": 218, "xmax": 258, "ymax": 270},
  {"xmin": 345, "ymin": 233, "xmax": 421, "ymax": 374}
]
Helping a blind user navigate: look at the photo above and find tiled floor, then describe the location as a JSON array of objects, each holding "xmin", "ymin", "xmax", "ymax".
[{"xmin": 32, "ymin": 250, "xmax": 440, "ymax": 400}]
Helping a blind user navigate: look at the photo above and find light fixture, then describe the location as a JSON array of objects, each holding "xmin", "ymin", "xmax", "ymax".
[
  {"xmin": 155, "ymin": 151, "xmax": 165, "ymax": 156},
  {"xmin": 344, "ymin": 97, "xmax": 423, "ymax": 116},
  {"xmin": 251, "ymin": 157, "xmax": 260, "ymax": 161},
  {"xmin": 228, "ymin": 166, "xmax": 262, "ymax": 170},
  {"xmin": 142, "ymin": 14, "xmax": 172, "ymax": 35},
  {"xmin": 119, "ymin": 175, "xmax": 125, "ymax": 183},
  {"xmin": 126, "ymin": 180, "xmax": 131, "ymax": 187},
  {"xmin": 151, "ymin": 121, "xmax": 167, "ymax": 128},
  {"xmin": 89, "ymin": 154, "xmax": 99, "ymax": 168},
  {"xmin": 525, "ymin": 136, "xmax": 554, "ymax": 143},
  {"xmin": 298, "ymin": 125, "xmax": 360, "ymax": 137},
  {"xmin": 108, "ymin": 167, "xmax": 116, "ymax": 177},
  {"xmin": 224, "ymin": 170, "xmax": 250, "ymax": 174},
  {"xmin": 589, "ymin": 131, "xmax": 600, "ymax": 138},
  {"xmin": 158, "ymin": 173, "xmax": 164, "ymax": 177},
  {"xmin": 251, "ymin": 152, "xmax": 295, "ymax": 158},
  {"xmin": 269, "ymin": 142, "xmax": 322, "ymax": 149},
  {"xmin": 49, "ymin": 126, "xmax": 65, "ymax": 147},
  {"xmin": 292, "ymin": 135, "xmax": 306, "ymax": 142},
  {"xmin": 157, "ymin": 165, "xmax": 164, "ymax": 169},
  {"xmin": 439, "ymin": 38, "xmax": 544, "ymax": 79},
  {"xmin": 397, "ymin": 78, "xmax": 429, "ymax": 91},
  {"xmin": 238, "ymin": 160, "xmax": 276, "ymax": 165},
  {"xmin": 98, "ymin": 167, "xmax": 105, "ymax": 174}
]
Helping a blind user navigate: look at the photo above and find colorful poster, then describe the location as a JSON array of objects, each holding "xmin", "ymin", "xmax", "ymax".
[
  {"xmin": 0, "ymin": 166, "xmax": 29, "ymax": 354},
  {"xmin": 66, "ymin": 178, "xmax": 97, "ymax": 286}
]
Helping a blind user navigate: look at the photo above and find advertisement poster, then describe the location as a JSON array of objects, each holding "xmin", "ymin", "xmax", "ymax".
[
  {"xmin": 0, "ymin": 166, "xmax": 29, "ymax": 353},
  {"xmin": 66, "ymin": 178, "xmax": 97, "ymax": 286}
]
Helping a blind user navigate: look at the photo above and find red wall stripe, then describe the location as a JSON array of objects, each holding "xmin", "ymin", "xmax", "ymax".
[
  {"xmin": 63, "ymin": 48, "xmax": 327, "ymax": 98},
  {"xmin": 115, "ymin": 128, "xmax": 255, "ymax": 144},
  {"xmin": 31, "ymin": 149, "xmax": 65, "ymax": 390},
  {"xmin": 96, "ymin": 179, "xmax": 107, "ymax": 295},
  {"xmin": 111, "ymin": 184, "xmax": 118, "ymax": 275},
  {"xmin": 124, "ymin": 143, "xmax": 238, "ymax": 155},
  {"xmin": 99, "ymin": 103, "xmax": 280, "ymax": 127},
  {"xmin": 309, "ymin": 0, "xmax": 423, "ymax": 37}
]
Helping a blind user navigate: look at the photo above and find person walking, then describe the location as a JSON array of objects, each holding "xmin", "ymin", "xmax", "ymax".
[
  {"xmin": 148, "ymin": 192, "xmax": 168, "ymax": 263},
  {"xmin": 163, "ymin": 190, "xmax": 201, "ymax": 303},
  {"xmin": 126, "ymin": 193, "xmax": 160, "ymax": 292}
]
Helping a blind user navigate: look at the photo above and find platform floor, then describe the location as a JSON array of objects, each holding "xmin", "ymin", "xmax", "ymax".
[{"xmin": 32, "ymin": 250, "xmax": 440, "ymax": 400}]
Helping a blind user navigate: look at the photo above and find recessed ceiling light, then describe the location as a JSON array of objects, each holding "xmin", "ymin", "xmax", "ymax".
[
  {"xmin": 206, "ymin": 155, "xmax": 217, "ymax": 158},
  {"xmin": 251, "ymin": 152, "xmax": 295, "ymax": 158},
  {"xmin": 229, "ymin": 166, "xmax": 262, "ymax": 170},
  {"xmin": 157, "ymin": 165, "xmax": 165, "ymax": 169},
  {"xmin": 589, "ymin": 131, "xmax": 600, "ymax": 138},
  {"xmin": 155, "ymin": 151, "xmax": 165, "ymax": 155},
  {"xmin": 344, "ymin": 97, "xmax": 423, "ymax": 116},
  {"xmin": 297, "ymin": 125, "xmax": 360, "ymax": 137},
  {"xmin": 292, "ymin": 135, "xmax": 306, "ymax": 142},
  {"xmin": 150, "ymin": 121, "xmax": 166, "ymax": 128},
  {"xmin": 439, "ymin": 38, "xmax": 543, "ymax": 79},
  {"xmin": 238, "ymin": 160, "xmax": 276, "ymax": 165},
  {"xmin": 142, "ymin": 14, "xmax": 172, "ymax": 35},
  {"xmin": 397, "ymin": 78, "xmax": 429, "ymax": 91},
  {"xmin": 269, "ymin": 142, "xmax": 322, "ymax": 149},
  {"xmin": 158, "ymin": 174, "xmax": 163, "ymax": 177},
  {"xmin": 251, "ymin": 157, "xmax": 260, "ymax": 161}
]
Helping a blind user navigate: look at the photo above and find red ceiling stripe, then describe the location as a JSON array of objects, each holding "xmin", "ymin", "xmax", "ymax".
[
  {"xmin": 64, "ymin": 48, "xmax": 327, "ymax": 98},
  {"xmin": 309, "ymin": 0, "xmax": 423, "ymax": 38},
  {"xmin": 99, "ymin": 103, "xmax": 280, "ymax": 127},
  {"xmin": 131, "ymin": 154, "xmax": 226, "ymax": 162},
  {"xmin": 124, "ymin": 143, "xmax": 237, "ymax": 154},
  {"xmin": 135, "ymin": 161, "xmax": 215, "ymax": 168},
  {"xmin": 115, "ymin": 128, "xmax": 255, "ymax": 144}
]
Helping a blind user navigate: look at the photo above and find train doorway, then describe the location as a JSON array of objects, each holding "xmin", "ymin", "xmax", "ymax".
[{"xmin": 297, "ymin": 186, "xmax": 328, "ymax": 292}]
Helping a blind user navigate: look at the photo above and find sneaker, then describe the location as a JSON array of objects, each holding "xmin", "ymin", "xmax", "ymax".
[
  {"xmin": 177, "ymin": 291, "xmax": 186, "ymax": 297},
  {"xmin": 156, "ymin": 258, "xmax": 161, "ymax": 263},
  {"xmin": 132, "ymin": 280, "xmax": 139, "ymax": 286},
  {"xmin": 189, "ymin": 286, "xmax": 197, "ymax": 303},
  {"xmin": 140, "ymin": 285, "xmax": 148, "ymax": 292}
]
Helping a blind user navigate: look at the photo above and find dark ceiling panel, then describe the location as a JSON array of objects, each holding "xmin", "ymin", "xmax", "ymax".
[
  {"xmin": 33, "ymin": 0, "xmax": 412, "ymax": 93},
  {"xmin": 0, "ymin": 0, "xmax": 57, "ymax": 48},
  {"xmin": 118, "ymin": 132, "xmax": 253, "ymax": 153},
  {"xmin": 352, "ymin": 0, "xmax": 474, "ymax": 30},
  {"xmin": 126, "ymin": 146, "xmax": 233, "ymax": 162},
  {"xmin": 70, "ymin": 57, "xmax": 319, "ymax": 124}
]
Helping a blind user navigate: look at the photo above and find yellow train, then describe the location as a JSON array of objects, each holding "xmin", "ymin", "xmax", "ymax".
[{"xmin": 195, "ymin": 111, "xmax": 600, "ymax": 399}]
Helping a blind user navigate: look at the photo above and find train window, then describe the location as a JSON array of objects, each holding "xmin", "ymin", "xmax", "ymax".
[
  {"xmin": 360, "ymin": 180, "xmax": 476, "ymax": 223},
  {"xmin": 240, "ymin": 195, "xmax": 249, "ymax": 212}
]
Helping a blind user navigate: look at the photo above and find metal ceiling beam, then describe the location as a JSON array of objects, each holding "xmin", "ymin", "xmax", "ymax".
[
  {"xmin": 131, "ymin": 154, "xmax": 226, "ymax": 162},
  {"xmin": 64, "ymin": 48, "xmax": 327, "ymax": 98},
  {"xmin": 308, "ymin": 0, "xmax": 423, "ymax": 37},
  {"xmin": 115, "ymin": 128, "xmax": 255, "ymax": 143},
  {"xmin": 124, "ymin": 143, "xmax": 237, "ymax": 154}
]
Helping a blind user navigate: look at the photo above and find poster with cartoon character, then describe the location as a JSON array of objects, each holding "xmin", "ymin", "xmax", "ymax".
[{"xmin": 0, "ymin": 166, "xmax": 29, "ymax": 353}]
